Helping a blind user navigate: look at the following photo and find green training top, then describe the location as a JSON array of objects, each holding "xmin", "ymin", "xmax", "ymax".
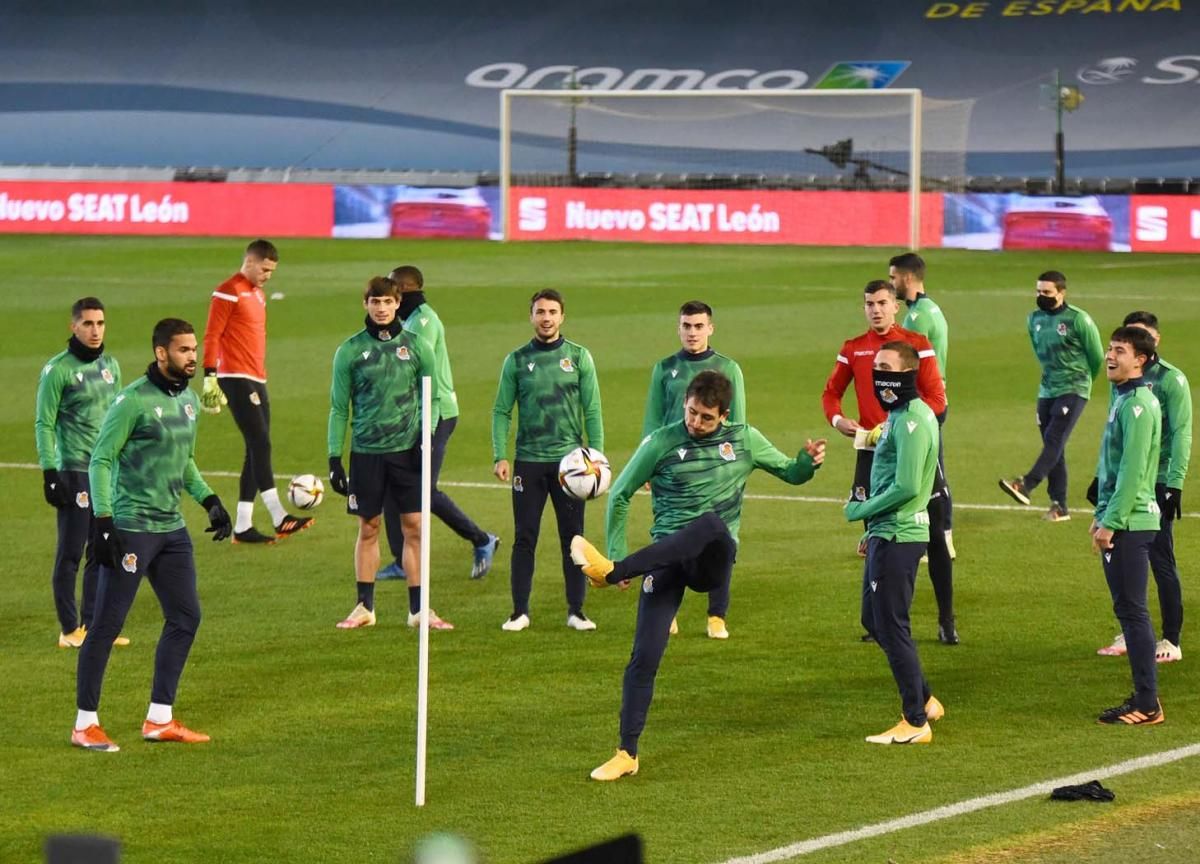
[
  {"xmin": 902, "ymin": 295, "xmax": 948, "ymax": 384},
  {"xmin": 88, "ymin": 372, "xmax": 215, "ymax": 533},
  {"xmin": 1106, "ymin": 356, "xmax": 1192, "ymax": 488},
  {"xmin": 35, "ymin": 348, "xmax": 122, "ymax": 471},
  {"xmin": 1095, "ymin": 380, "xmax": 1162, "ymax": 532},
  {"xmin": 844, "ymin": 397, "xmax": 938, "ymax": 542},
  {"xmin": 492, "ymin": 337, "xmax": 603, "ymax": 463},
  {"xmin": 605, "ymin": 420, "xmax": 817, "ymax": 560},
  {"xmin": 328, "ymin": 326, "xmax": 437, "ymax": 457},
  {"xmin": 1027, "ymin": 303, "xmax": 1104, "ymax": 399},
  {"xmin": 404, "ymin": 302, "xmax": 458, "ymax": 421},
  {"xmin": 641, "ymin": 348, "xmax": 746, "ymax": 438}
]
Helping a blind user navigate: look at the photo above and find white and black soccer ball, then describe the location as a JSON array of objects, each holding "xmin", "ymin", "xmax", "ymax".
[
  {"xmin": 287, "ymin": 473, "xmax": 325, "ymax": 510},
  {"xmin": 558, "ymin": 447, "xmax": 611, "ymax": 501}
]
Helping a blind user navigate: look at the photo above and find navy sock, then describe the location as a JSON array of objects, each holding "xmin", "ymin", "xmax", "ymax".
[
  {"xmin": 357, "ymin": 581, "xmax": 375, "ymax": 611},
  {"xmin": 408, "ymin": 586, "xmax": 421, "ymax": 615}
]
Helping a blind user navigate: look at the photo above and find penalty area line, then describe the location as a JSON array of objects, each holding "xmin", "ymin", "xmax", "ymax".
[
  {"xmin": 1, "ymin": 461, "xmax": 1198, "ymax": 518},
  {"xmin": 715, "ymin": 742, "xmax": 1200, "ymax": 864}
]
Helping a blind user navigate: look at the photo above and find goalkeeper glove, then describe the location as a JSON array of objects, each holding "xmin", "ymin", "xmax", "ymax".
[
  {"xmin": 865, "ymin": 423, "xmax": 884, "ymax": 447},
  {"xmin": 1085, "ymin": 477, "xmax": 1099, "ymax": 507},
  {"xmin": 93, "ymin": 515, "xmax": 126, "ymax": 570},
  {"xmin": 200, "ymin": 373, "xmax": 227, "ymax": 414},
  {"xmin": 328, "ymin": 457, "xmax": 349, "ymax": 496},
  {"xmin": 1156, "ymin": 484, "xmax": 1183, "ymax": 521},
  {"xmin": 202, "ymin": 495, "xmax": 232, "ymax": 541},
  {"xmin": 43, "ymin": 469, "xmax": 72, "ymax": 509}
]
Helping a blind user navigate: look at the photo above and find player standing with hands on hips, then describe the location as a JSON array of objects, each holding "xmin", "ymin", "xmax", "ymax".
[
  {"xmin": 35, "ymin": 297, "xmax": 128, "ymax": 648},
  {"xmin": 200, "ymin": 239, "xmax": 311, "ymax": 543},
  {"xmin": 72, "ymin": 318, "xmax": 231, "ymax": 752},
  {"xmin": 492, "ymin": 289, "xmax": 603, "ymax": 633},
  {"xmin": 1090, "ymin": 326, "xmax": 1165, "ymax": 725}
]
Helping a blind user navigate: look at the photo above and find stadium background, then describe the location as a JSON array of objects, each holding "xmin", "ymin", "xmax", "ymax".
[{"xmin": 2, "ymin": 2, "xmax": 1199, "ymax": 863}]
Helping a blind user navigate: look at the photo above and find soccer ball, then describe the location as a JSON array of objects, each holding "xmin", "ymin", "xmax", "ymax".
[
  {"xmin": 287, "ymin": 474, "xmax": 325, "ymax": 510},
  {"xmin": 558, "ymin": 447, "xmax": 611, "ymax": 501}
]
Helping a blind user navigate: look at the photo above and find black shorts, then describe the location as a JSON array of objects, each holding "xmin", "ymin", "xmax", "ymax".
[{"xmin": 348, "ymin": 448, "xmax": 420, "ymax": 518}]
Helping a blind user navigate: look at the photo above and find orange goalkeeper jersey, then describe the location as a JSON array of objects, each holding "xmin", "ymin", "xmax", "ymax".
[{"xmin": 202, "ymin": 272, "xmax": 267, "ymax": 382}]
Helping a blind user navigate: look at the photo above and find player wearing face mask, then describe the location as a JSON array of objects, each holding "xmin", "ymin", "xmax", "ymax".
[{"xmin": 999, "ymin": 271, "xmax": 1104, "ymax": 521}]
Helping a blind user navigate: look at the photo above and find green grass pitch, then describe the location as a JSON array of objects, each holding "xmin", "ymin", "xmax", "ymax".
[{"xmin": 1, "ymin": 236, "xmax": 1198, "ymax": 864}]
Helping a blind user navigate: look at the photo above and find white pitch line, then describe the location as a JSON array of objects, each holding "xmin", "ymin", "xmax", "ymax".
[
  {"xmin": 717, "ymin": 742, "xmax": 1200, "ymax": 864},
  {"xmin": 2, "ymin": 461, "xmax": 1198, "ymax": 518}
]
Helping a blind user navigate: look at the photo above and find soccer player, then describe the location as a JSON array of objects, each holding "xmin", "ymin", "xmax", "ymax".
[
  {"xmin": 328, "ymin": 277, "xmax": 451, "ymax": 631},
  {"xmin": 642, "ymin": 300, "xmax": 745, "ymax": 639},
  {"xmin": 200, "ymin": 238, "xmax": 311, "ymax": 543},
  {"xmin": 822, "ymin": 280, "xmax": 955, "ymax": 644},
  {"xmin": 375, "ymin": 266, "xmax": 499, "ymax": 583},
  {"xmin": 35, "ymin": 297, "xmax": 127, "ymax": 648},
  {"xmin": 492, "ymin": 289, "xmax": 603, "ymax": 632},
  {"xmin": 999, "ymin": 270, "xmax": 1103, "ymax": 521},
  {"xmin": 1095, "ymin": 312, "xmax": 1191, "ymax": 664},
  {"xmin": 72, "ymin": 318, "xmax": 231, "ymax": 752},
  {"xmin": 1089, "ymin": 326, "xmax": 1164, "ymax": 726},
  {"xmin": 570, "ymin": 371, "xmax": 825, "ymax": 779},
  {"xmin": 844, "ymin": 342, "xmax": 945, "ymax": 745},
  {"xmin": 889, "ymin": 252, "xmax": 956, "ymax": 559}
]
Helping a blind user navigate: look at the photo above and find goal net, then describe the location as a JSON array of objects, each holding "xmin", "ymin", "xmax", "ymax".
[{"xmin": 499, "ymin": 88, "xmax": 974, "ymax": 248}]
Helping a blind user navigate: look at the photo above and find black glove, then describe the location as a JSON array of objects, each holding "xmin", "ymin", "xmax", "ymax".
[
  {"xmin": 1085, "ymin": 477, "xmax": 1099, "ymax": 507},
  {"xmin": 93, "ymin": 515, "xmax": 125, "ymax": 569},
  {"xmin": 328, "ymin": 456, "xmax": 349, "ymax": 496},
  {"xmin": 1050, "ymin": 780, "xmax": 1114, "ymax": 802},
  {"xmin": 202, "ymin": 495, "xmax": 232, "ymax": 542},
  {"xmin": 43, "ymin": 469, "xmax": 72, "ymax": 508},
  {"xmin": 1156, "ymin": 484, "xmax": 1183, "ymax": 521}
]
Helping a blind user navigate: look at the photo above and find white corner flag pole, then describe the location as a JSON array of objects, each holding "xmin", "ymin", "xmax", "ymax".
[{"xmin": 416, "ymin": 376, "xmax": 432, "ymax": 807}]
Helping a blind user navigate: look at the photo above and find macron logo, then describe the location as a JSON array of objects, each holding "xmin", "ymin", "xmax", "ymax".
[{"xmin": 519, "ymin": 197, "xmax": 547, "ymax": 231}]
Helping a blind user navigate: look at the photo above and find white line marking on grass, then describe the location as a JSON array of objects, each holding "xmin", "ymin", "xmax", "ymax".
[
  {"xmin": 3, "ymin": 462, "xmax": 1198, "ymax": 518},
  {"xmin": 716, "ymin": 743, "xmax": 1200, "ymax": 864}
]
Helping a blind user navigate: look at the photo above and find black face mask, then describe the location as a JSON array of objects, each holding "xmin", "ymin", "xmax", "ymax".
[
  {"xmin": 1036, "ymin": 294, "xmax": 1060, "ymax": 312},
  {"xmin": 873, "ymin": 369, "xmax": 919, "ymax": 410}
]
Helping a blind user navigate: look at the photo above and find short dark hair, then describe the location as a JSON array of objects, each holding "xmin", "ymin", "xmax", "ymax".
[
  {"xmin": 879, "ymin": 340, "xmax": 920, "ymax": 371},
  {"xmin": 1038, "ymin": 270, "xmax": 1067, "ymax": 292},
  {"xmin": 864, "ymin": 279, "xmax": 896, "ymax": 297},
  {"xmin": 152, "ymin": 318, "xmax": 194, "ymax": 350},
  {"xmin": 888, "ymin": 252, "xmax": 925, "ymax": 280},
  {"xmin": 530, "ymin": 289, "xmax": 564, "ymax": 313},
  {"xmin": 679, "ymin": 300, "xmax": 713, "ymax": 318},
  {"xmin": 1110, "ymin": 326, "xmax": 1156, "ymax": 365},
  {"xmin": 364, "ymin": 276, "xmax": 400, "ymax": 301},
  {"xmin": 389, "ymin": 265, "xmax": 424, "ymax": 289},
  {"xmin": 1123, "ymin": 310, "xmax": 1159, "ymax": 330},
  {"xmin": 685, "ymin": 370, "xmax": 733, "ymax": 415},
  {"xmin": 245, "ymin": 238, "xmax": 278, "ymax": 261},
  {"xmin": 71, "ymin": 297, "xmax": 104, "ymax": 320}
]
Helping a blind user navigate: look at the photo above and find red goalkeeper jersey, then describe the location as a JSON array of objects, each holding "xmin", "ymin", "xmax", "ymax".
[
  {"xmin": 822, "ymin": 325, "xmax": 945, "ymax": 430},
  {"xmin": 202, "ymin": 273, "xmax": 267, "ymax": 382}
]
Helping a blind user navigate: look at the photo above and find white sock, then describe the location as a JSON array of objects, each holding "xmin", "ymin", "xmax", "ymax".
[
  {"xmin": 262, "ymin": 488, "xmax": 287, "ymax": 527},
  {"xmin": 235, "ymin": 501, "xmax": 254, "ymax": 534},
  {"xmin": 76, "ymin": 710, "xmax": 99, "ymax": 731},
  {"xmin": 146, "ymin": 702, "xmax": 172, "ymax": 724}
]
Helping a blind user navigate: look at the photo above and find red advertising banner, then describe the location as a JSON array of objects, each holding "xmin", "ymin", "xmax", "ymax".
[
  {"xmin": 509, "ymin": 187, "xmax": 943, "ymax": 247},
  {"xmin": 1131, "ymin": 196, "xmax": 1200, "ymax": 253},
  {"xmin": 0, "ymin": 181, "xmax": 332, "ymax": 236}
]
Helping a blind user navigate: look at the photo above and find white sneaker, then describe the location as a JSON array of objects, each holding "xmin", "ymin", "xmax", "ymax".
[
  {"xmin": 1097, "ymin": 633, "xmax": 1126, "ymax": 656},
  {"xmin": 1156, "ymin": 639, "xmax": 1182, "ymax": 663},
  {"xmin": 567, "ymin": 613, "xmax": 597, "ymax": 631},
  {"xmin": 336, "ymin": 602, "xmax": 376, "ymax": 630},
  {"xmin": 706, "ymin": 616, "xmax": 729, "ymax": 640},
  {"xmin": 502, "ymin": 613, "xmax": 530, "ymax": 632},
  {"xmin": 407, "ymin": 609, "xmax": 454, "ymax": 630}
]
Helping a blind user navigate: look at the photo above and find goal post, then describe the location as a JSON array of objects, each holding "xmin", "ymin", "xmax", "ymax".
[{"xmin": 500, "ymin": 87, "xmax": 973, "ymax": 250}]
